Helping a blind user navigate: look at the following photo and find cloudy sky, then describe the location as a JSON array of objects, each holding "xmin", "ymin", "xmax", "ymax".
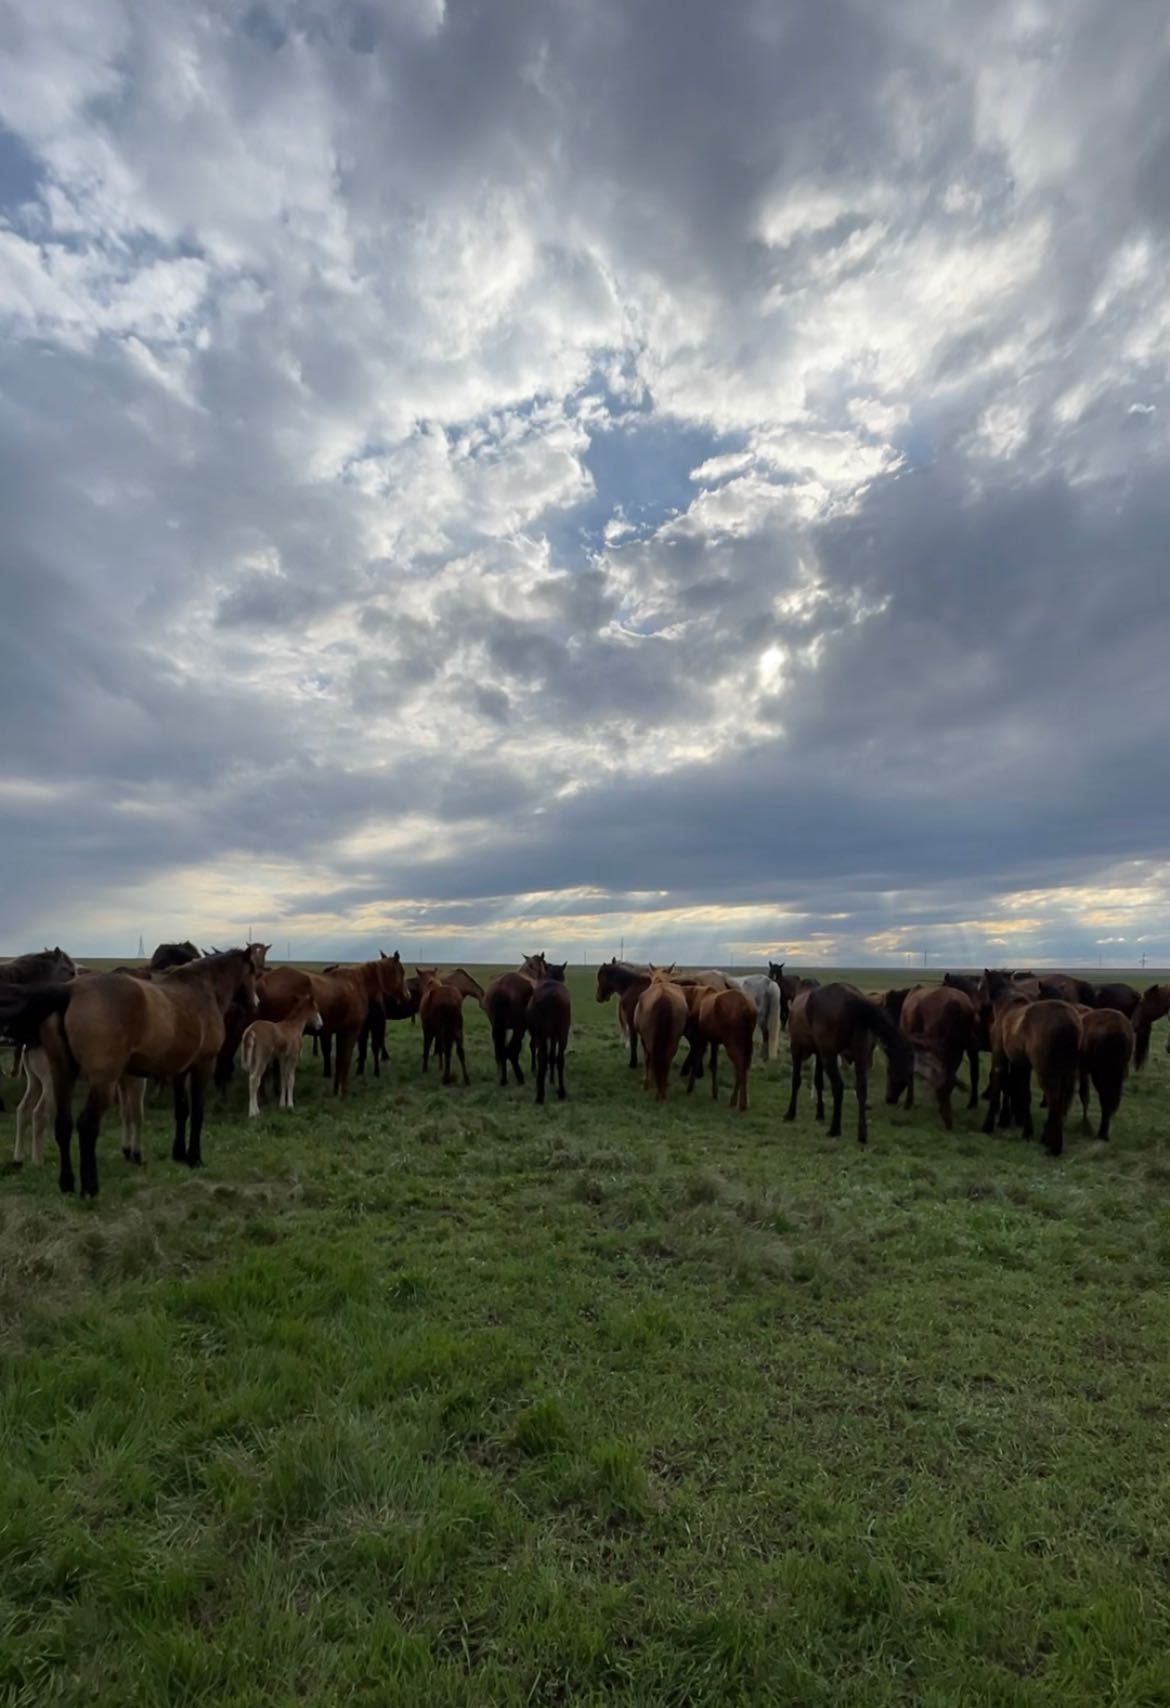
[{"xmin": 2, "ymin": 0, "xmax": 1168, "ymax": 969}]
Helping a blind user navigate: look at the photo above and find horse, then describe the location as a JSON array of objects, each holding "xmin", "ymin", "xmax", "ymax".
[
  {"xmin": 769, "ymin": 962, "xmax": 820, "ymax": 1031},
  {"xmin": 595, "ymin": 959, "xmax": 650, "ymax": 1041},
  {"xmin": 417, "ymin": 968, "xmax": 471, "ymax": 1086},
  {"xmin": 686, "ymin": 987, "xmax": 756, "ymax": 1111},
  {"xmin": 263, "ymin": 954, "xmax": 407, "ymax": 1096},
  {"xmin": 527, "ymin": 975, "xmax": 571, "ymax": 1104},
  {"xmin": 724, "ymin": 974, "xmax": 781, "ymax": 1062},
  {"xmin": 982, "ymin": 996, "xmax": 1081, "ymax": 1156},
  {"xmin": 1038, "ymin": 973, "xmax": 1096, "ymax": 1006},
  {"xmin": 1091, "ymin": 982, "xmax": 1140, "ymax": 1020},
  {"xmin": 0, "ymin": 946, "xmax": 264, "ymax": 1196},
  {"xmin": 899, "ymin": 985, "xmax": 981, "ymax": 1131},
  {"xmin": 1129, "ymin": 983, "xmax": 1170, "ymax": 1067},
  {"xmin": 0, "ymin": 949, "xmax": 77, "ymax": 1073},
  {"xmin": 12, "ymin": 1046, "xmax": 147, "ymax": 1166},
  {"xmin": 633, "ymin": 967, "xmax": 689, "ymax": 1101},
  {"xmin": 149, "ymin": 941, "xmax": 203, "ymax": 971},
  {"xmin": 240, "ymin": 993, "xmax": 322, "ymax": 1117},
  {"xmin": 784, "ymin": 983, "xmax": 913, "ymax": 1145},
  {"xmin": 482, "ymin": 954, "xmax": 547, "ymax": 1086},
  {"xmin": 1073, "ymin": 1006, "xmax": 1134, "ymax": 1141}
]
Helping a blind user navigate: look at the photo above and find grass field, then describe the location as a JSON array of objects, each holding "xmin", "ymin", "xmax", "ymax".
[{"xmin": 3, "ymin": 965, "xmax": 1170, "ymax": 1706}]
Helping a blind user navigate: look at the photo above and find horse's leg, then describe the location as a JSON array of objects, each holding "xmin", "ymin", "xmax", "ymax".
[
  {"xmin": 1096, "ymin": 1071, "xmax": 1116, "ymax": 1142},
  {"xmin": 247, "ymin": 1053, "xmax": 263, "ymax": 1118},
  {"xmin": 334, "ymin": 1030, "xmax": 357, "ymax": 1098},
  {"xmin": 356, "ymin": 1018, "xmax": 368, "ymax": 1077},
  {"xmin": 628, "ymin": 1019, "xmax": 639, "ymax": 1069},
  {"xmin": 967, "ymin": 1045, "xmax": 980, "ymax": 1110},
  {"xmin": 371, "ymin": 1006, "xmax": 386, "ymax": 1077},
  {"xmin": 76, "ymin": 1081, "xmax": 113, "ymax": 1199},
  {"xmin": 509, "ymin": 1026, "xmax": 526, "ymax": 1086},
  {"xmin": 282, "ymin": 1048, "xmax": 296, "ymax": 1110},
  {"xmin": 14, "ymin": 1054, "xmax": 36, "ymax": 1163},
  {"xmin": 982, "ymin": 1064, "xmax": 1001, "ymax": 1135},
  {"xmin": 825, "ymin": 1055, "xmax": 845, "ymax": 1138},
  {"xmin": 556, "ymin": 1034, "xmax": 566, "ymax": 1101},
  {"xmin": 421, "ymin": 1022, "xmax": 432, "ymax": 1073},
  {"xmin": 456, "ymin": 1029, "xmax": 470, "ymax": 1087},
  {"xmin": 1015, "ymin": 1064, "xmax": 1034, "ymax": 1135},
  {"xmin": 783, "ymin": 1046, "xmax": 803, "ymax": 1122},
  {"xmin": 321, "ymin": 1029, "xmax": 333, "ymax": 1080},
  {"xmin": 187, "ymin": 1066, "xmax": 208, "ymax": 1168},
  {"xmin": 441, "ymin": 1030, "xmax": 454, "ymax": 1087},
  {"xmin": 854, "ymin": 1058, "xmax": 869, "ymax": 1146},
  {"xmin": 121, "ymin": 1077, "xmax": 146, "ymax": 1163},
  {"xmin": 1079, "ymin": 1064, "xmax": 1091, "ymax": 1129},
  {"xmin": 172, "ymin": 1076, "xmax": 190, "ymax": 1162},
  {"xmin": 709, "ymin": 1039, "xmax": 720, "ymax": 1101},
  {"xmin": 813, "ymin": 1054, "xmax": 825, "ymax": 1121},
  {"xmin": 535, "ymin": 1034, "xmax": 547, "ymax": 1105}
]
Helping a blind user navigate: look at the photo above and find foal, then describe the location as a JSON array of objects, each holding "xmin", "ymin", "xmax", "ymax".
[
  {"xmin": 240, "ymin": 994, "xmax": 322, "ymax": 1116},
  {"xmin": 417, "ymin": 969, "xmax": 471, "ymax": 1086}
]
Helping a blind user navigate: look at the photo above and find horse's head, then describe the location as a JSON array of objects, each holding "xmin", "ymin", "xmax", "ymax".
[
  {"xmin": 520, "ymin": 952, "xmax": 547, "ymax": 980},
  {"xmin": 235, "ymin": 944, "xmax": 264, "ymax": 1010},
  {"xmin": 542, "ymin": 960, "xmax": 567, "ymax": 983},
  {"xmin": 768, "ymin": 961, "xmax": 784, "ymax": 985},
  {"xmin": 377, "ymin": 950, "xmax": 408, "ymax": 1003},
  {"xmin": 648, "ymin": 962, "xmax": 676, "ymax": 983},
  {"xmin": 414, "ymin": 967, "xmax": 441, "ymax": 991},
  {"xmin": 595, "ymin": 963, "xmax": 615, "ymax": 1002},
  {"xmin": 251, "ymin": 942, "xmax": 271, "ymax": 970}
]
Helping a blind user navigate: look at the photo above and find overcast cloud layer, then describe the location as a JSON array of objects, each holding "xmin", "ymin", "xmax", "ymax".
[{"xmin": 2, "ymin": 0, "xmax": 1168, "ymax": 967}]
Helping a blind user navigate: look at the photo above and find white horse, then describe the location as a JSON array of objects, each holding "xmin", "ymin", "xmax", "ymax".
[
  {"xmin": 14, "ymin": 1046, "xmax": 147, "ymax": 1165},
  {"xmin": 723, "ymin": 974, "xmax": 782, "ymax": 1062}
]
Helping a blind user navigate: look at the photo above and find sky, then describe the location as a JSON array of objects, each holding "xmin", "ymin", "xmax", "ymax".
[{"xmin": 1, "ymin": 0, "xmax": 1169, "ymax": 970}]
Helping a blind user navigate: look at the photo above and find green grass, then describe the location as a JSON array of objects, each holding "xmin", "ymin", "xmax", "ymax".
[{"xmin": 2, "ymin": 966, "xmax": 1170, "ymax": 1706}]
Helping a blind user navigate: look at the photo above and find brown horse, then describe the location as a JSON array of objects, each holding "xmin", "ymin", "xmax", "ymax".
[
  {"xmin": 1129, "ymin": 983, "xmax": 1170, "ymax": 1067},
  {"xmin": 0, "ymin": 946, "xmax": 264, "ymax": 1196},
  {"xmin": 1074, "ymin": 1006, "xmax": 1134, "ymax": 1141},
  {"xmin": 899, "ymin": 985, "xmax": 980, "ymax": 1130},
  {"xmin": 258, "ymin": 954, "xmax": 407, "ymax": 1096},
  {"xmin": 416, "ymin": 969, "xmax": 471, "ymax": 1086},
  {"xmin": 595, "ymin": 959, "xmax": 650, "ymax": 1044},
  {"xmin": 1091, "ymin": 982, "xmax": 1140, "ymax": 1020},
  {"xmin": 685, "ymin": 987, "xmax": 756, "ymax": 1111},
  {"xmin": 982, "ymin": 997, "xmax": 1081, "ymax": 1155},
  {"xmin": 1038, "ymin": 973, "xmax": 1096, "ymax": 1006},
  {"xmin": 482, "ymin": 954, "xmax": 547, "ymax": 1086},
  {"xmin": 528, "ymin": 975, "xmax": 572, "ymax": 1104},
  {"xmin": 149, "ymin": 940, "xmax": 203, "ymax": 970},
  {"xmin": 634, "ymin": 967, "xmax": 689, "ymax": 1100},
  {"xmin": 784, "ymin": 983, "xmax": 913, "ymax": 1145}
]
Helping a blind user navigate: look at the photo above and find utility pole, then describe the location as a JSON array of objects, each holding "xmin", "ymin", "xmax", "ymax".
[{"xmin": 137, "ymin": 933, "xmax": 144, "ymax": 958}]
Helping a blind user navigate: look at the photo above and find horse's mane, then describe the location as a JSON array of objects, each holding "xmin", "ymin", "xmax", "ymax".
[
  {"xmin": 150, "ymin": 940, "xmax": 202, "ymax": 970},
  {"xmin": 157, "ymin": 947, "xmax": 249, "ymax": 978}
]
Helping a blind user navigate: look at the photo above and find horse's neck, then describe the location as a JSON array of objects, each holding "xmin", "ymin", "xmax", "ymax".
[{"xmin": 192, "ymin": 956, "xmax": 247, "ymax": 1012}]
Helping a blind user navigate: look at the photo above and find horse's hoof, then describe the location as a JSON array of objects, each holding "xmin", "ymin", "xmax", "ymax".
[{"xmin": 187, "ymin": 1156, "xmax": 203, "ymax": 1170}]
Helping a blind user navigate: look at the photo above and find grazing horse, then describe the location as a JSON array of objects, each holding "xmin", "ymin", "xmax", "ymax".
[
  {"xmin": 482, "ymin": 954, "xmax": 547, "ymax": 1087},
  {"xmin": 725, "ymin": 974, "xmax": 781, "ymax": 1062},
  {"xmin": 634, "ymin": 967, "xmax": 689, "ymax": 1101},
  {"xmin": 982, "ymin": 997, "xmax": 1081, "ymax": 1155},
  {"xmin": 417, "ymin": 968, "xmax": 471, "ymax": 1086},
  {"xmin": 687, "ymin": 987, "xmax": 756, "ymax": 1111},
  {"xmin": 784, "ymin": 983, "xmax": 913, "ymax": 1145},
  {"xmin": 1073, "ymin": 1006, "xmax": 1134, "ymax": 1141},
  {"xmin": 527, "ymin": 975, "xmax": 572, "ymax": 1105},
  {"xmin": 1129, "ymin": 983, "xmax": 1170, "ymax": 1067},
  {"xmin": 0, "ymin": 946, "xmax": 264, "ymax": 1197},
  {"xmin": 769, "ymin": 962, "xmax": 820, "ymax": 1031},
  {"xmin": 240, "ymin": 993, "xmax": 321, "ymax": 1117},
  {"xmin": 899, "ymin": 985, "xmax": 981, "ymax": 1131}
]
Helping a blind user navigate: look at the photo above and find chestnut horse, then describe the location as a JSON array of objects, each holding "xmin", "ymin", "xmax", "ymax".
[
  {"xmin": 259, "ymin": 954, "xmax": 407, "ymax": 1096},
  {"xmin": 784, "ymin": 983, "xmax": 913, "ymax": 1145},
  {"xmin": 633, "ymin": 967, "xmax": 689, "ymax": 1101},
  {"xmin": 0, "ymin": 946, "xmax": 263, "ymax": 1196},
  {"xmin": 982, "ymin": 990, "xmax": 1080, "ymax": 1156},
  {"xmin": 1129, "ymin": 983, "xmax": 1170, "ymax": 1067},
  {"xmin": 899, "ymin": 984, "xmax": 980, "ymax": 1131},
  {"xmin": 686, "ymin": 987, "xmax": 756, "ymax": 1111},
  {"xmin": 417, "ymin": 968, "xmax": 471, "ymax": 1086},
  {"xmin": 1074, "ymin": 1006, "xmax": 1134, "ymax": 1141}
]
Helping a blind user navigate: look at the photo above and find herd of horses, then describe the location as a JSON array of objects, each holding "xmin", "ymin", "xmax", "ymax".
[{"xmin": 0, "ymin": 942, "xmax": 1166, "ymax": 1198}]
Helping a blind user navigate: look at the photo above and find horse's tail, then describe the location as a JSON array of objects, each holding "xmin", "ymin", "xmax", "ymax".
[
  {"xmin": 0, "ymin": 981, "xmax": 73, "ymax": 1047},
  {"xmin": 849, "ymin": 992, "xmax": 913, "ymax": 1076},
  {"xmin": 766, "ymin": 984, "xmax": 780, "ymax": 1060},
  {"xmin": 738, "ymin": 1002, "xmax": 756, "ymax": 1069},
  {"xmin": 240, "ymin": 1026, "xmax": 257, "ymax": 1073},
  {"xmin": 1134, "ymin": 1022, "xmax": 1151, "ymax": 1070},
  {"xmin": 649, "ymin": 995, "xmax": 677, "ymax": 1097}
]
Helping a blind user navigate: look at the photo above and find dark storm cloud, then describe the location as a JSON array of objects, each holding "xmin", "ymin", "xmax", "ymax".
[{"xmin": 0, "ymin": 0, "xmax": 1168, "ymax": 958}]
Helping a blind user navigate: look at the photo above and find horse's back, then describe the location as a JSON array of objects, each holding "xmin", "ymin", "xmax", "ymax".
[{"xmin": 65, "ymin": 971, "xmax": 210, "ymax": 1076}]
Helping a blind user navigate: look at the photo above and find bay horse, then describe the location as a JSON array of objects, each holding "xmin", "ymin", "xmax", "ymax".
[
  {"xmin": 527, "ymin": 974, "xmax": 572, "ymax": 1104},
  {"xmin": 633, "ymin": 967, "xmax": 689, "ymax": 1101},
  {"xmin": 1074, "ymin": 1006, "xmax": 1134, "ymax": 1141},
  {"xmin": 1091, "ymin": 982, "xmax": 1140, "ymax": 1020},
  {"xmin": 482, "ymin": 954, "xmax": 547, "ymax": 1086},
  {"xmin": 784, "ymin": 983, "xmax": 913, "ymax": 1145},
  {"xmin": 417, "ymin": 968, "xmax": 471, "ymax": 1086},
  {"xmin": 0, "ymin": 946, "xmax": 264, "ymax": 1196},
  {"xmin": 1, "ymin": 948, "xmax": 77, "ymax": 1073},
  {"xmin": 261, "ymin": 954, "xmax": 407, "ymax": 1096},
  {"xmin": 1129, "ymin": 983, "xmax": 1170, "ymax": 1067},
  {"xmin": 982, "ymin": 997, "xmax": 1081, "ymax": 1155},
  {"xmin": 898, "ymin": 984, "xmax": 980, "ymax": 1131},
  {"xmin": 686, "ymin": 987, "xmax": 756, "ymax": 1111},
  {"xmin": 1038, "ymin": 973, "xmax": 1096, "ymax": 1006}
]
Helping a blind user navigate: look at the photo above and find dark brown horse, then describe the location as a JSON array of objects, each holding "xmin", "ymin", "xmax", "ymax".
[
  {"xmin": 1091, "ymin": 982, "xmax": 1140, "ymax": 1020},
  {"xmin": 482, "ymin": 955, "xmax": 547, "ymax": 1086},
  {"xmin": 1129, "ymin": 983, "xmax": 1170, "ymax": 1067},
  {"xmin": 769, "ymin": 962, "xmax": 821, "ymax": 1031},
  {"xmin": 149, "ymin": 940, "xmax": 203, "ymax": 971},
  {"xmin": 417, "ymin": 969, "xmax": 470, "ymax": 1086},
  {"xmin": 982, "ymin": 996, "xmax": 1080, "ymax": 1155},
  {"xmin": 528, "ymin": 975, "xmax": 571, "ymax": 1104},
  {"xmin": 0, "ymin": 947, "xmax": 264, "ymax": 1196},
  {"xmin": 899, "ymin": 984, "xmax": 980, "ymax": 1130},
  {"xmin": 1038, "ymin": 973, "xmax": 1096, "ymax": 1006},
  {"xmin": 595, "ymin": 959, "xmax": 650, "ymax": 1052},
  {"xmin": 685, "ymin": 987, "xmax": 755, "ymax": 1111},
  {"xmin": 784, "ymin": 983, "xmax": 913, "ymax": 1145},
  {"xmin": 1074, "ymin": 1006, "xmax": 1134, "ymax": 1140}
]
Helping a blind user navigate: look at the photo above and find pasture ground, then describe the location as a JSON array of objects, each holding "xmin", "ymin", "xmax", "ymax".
[{"xmin": 2, "ymin": 966, "xmax": 1170, "ymax": 1706}]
